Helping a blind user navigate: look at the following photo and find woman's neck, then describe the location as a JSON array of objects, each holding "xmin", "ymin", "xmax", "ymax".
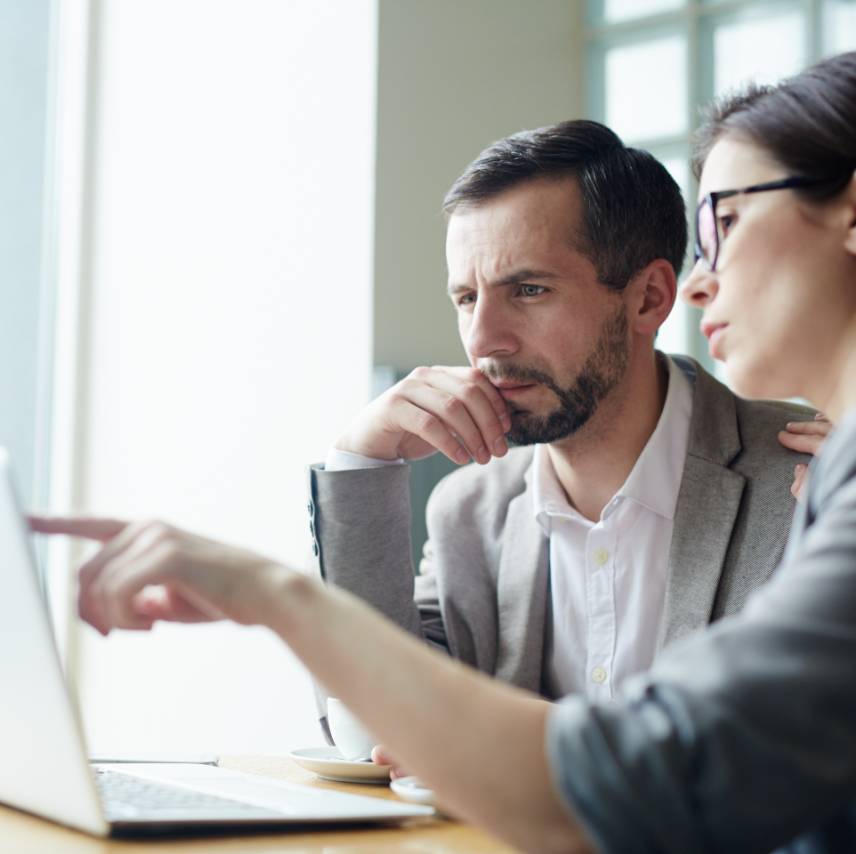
[{"xmin": 822, "ymin": 319, "xmax": 856, "ymax": 423}]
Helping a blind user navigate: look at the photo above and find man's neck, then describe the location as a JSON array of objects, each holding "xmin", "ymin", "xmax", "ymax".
[{"xmin": 545, "ymin": 352, "xmax": 669, "ymax": 522}]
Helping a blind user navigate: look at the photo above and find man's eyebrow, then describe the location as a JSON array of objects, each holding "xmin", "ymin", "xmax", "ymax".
[{"xmin": 446, "ymin": 269, "xmax": 558, "ymax": 296}]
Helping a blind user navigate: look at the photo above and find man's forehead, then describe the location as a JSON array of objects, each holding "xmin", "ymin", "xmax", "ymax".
[
  {"xmin": 448, "ymin": 175, "xmax": 582, "ymax": 231},
  {"xmin": 445, "ymin": 176, "xmax": 586, "ymax": 275}
]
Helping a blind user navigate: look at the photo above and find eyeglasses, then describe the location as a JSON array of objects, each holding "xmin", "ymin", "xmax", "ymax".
[{"xmin": 693, "ymin": 175, "xmax": 834, "ymax": 272}]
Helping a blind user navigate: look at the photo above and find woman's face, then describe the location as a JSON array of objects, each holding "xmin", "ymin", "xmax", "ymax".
[{"xmin": 680, "ymin": 136, "xmax": 856, "ymax": 404}]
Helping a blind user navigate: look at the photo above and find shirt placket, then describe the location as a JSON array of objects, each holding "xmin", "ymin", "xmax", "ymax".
[{"xmin": 584, "ymin": 521, "xmax": 617, "ymax": 701}]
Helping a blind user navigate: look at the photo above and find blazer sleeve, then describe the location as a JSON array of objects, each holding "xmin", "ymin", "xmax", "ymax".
[
  {"xmin": 309, "ymin": 462, "xmax": 446, "ymax": 647},
  {"xmin": 546, "ymin": 419, "xmax": 856, "ymax": 853}
]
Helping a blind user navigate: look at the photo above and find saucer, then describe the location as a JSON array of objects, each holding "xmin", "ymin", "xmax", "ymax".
[
  {"xmin": 289, "ymin": 746, "xmax": 391, "ymax": 784},
  {"xmin": 390, "ymin": 775, "xmax": 436, "ymax": 805}
]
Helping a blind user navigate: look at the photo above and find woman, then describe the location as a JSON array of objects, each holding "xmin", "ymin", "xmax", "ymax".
[{"xmin": 33, "ymin": 51, "xmax": 856, "ymax": 853}]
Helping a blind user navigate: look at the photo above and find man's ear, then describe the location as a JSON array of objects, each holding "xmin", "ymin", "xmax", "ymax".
[
  {"xmin": 629, "ymin": 259, "xmax": 677, "ymax": 336},
  {"xmin": 844, "ymin": 169, "xmax": 856, "ymax": 257}
]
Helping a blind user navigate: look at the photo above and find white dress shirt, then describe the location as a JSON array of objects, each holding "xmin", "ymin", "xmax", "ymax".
[
  {"xmin": 327, "ymin": 357, "xmax": 693, "ymax": 702},
  {"xmin": 537, "ymin": 357, "xmax": 693, "ymax": 700}
]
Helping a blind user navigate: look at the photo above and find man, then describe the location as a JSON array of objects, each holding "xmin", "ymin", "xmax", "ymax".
[{"xmin": 308, "ymin": 119, "xmax": 811, "ymax": 726}]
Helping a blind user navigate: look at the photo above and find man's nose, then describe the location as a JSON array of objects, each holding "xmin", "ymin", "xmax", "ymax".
[
  {"xmin": 679, "ymin": 259, "xmax": 719, "ymax": 308},
  {"xmin": 463, "ymin": 295, "xmax": 519, "ymax": 360}
]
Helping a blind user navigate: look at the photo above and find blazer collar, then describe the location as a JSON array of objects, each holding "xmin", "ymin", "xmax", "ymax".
[
  {"xmin": 495, "ymin": 459, "xmax": 550, "ymax": 692},
  {"xmin": 659, "ymin": 357, "xmax": 746, "ymax": 647}
]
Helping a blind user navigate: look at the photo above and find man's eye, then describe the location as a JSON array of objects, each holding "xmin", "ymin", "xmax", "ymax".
[
  {"xmin": 519, "ymin": 284, "xmax": 546, "ymax": 297},
  {"xmin": 457, "ymin": 292, "xmax": 476, "ymax": 307}
]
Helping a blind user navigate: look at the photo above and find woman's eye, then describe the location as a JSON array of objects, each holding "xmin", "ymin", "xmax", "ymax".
[
  {"xmin": 519, "ymin": 284, "xmax": 546, "ymax": 297},
  {"xmin": 717, "ymin": 213, "xmax": 736, "ymax": 236},
  {"xmin": 457, "ymin": 292, "xmax": 476, "ymax": 307}
]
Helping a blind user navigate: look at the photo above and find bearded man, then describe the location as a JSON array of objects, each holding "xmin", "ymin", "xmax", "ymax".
[{"xmin": 307, "ymin": 120, "xmax": 811, "ymax": 731}]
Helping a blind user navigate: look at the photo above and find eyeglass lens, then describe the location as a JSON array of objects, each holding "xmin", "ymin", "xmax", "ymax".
[{"xmin": 697, "ymin": 197, "xmax": 717, "ymax": 267}]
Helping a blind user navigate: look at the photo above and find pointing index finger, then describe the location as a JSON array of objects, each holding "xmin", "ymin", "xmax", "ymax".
[{"xmin": 28, "ymin": 515, "xmax": 129, "ymax": 542}]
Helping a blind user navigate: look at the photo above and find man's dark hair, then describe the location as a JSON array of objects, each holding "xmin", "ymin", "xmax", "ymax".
[
  {"xmin": 693, "ymin": 51, "xmax": 856, "ymax": 200},
  {"xmin": 443, "ymin": 119, "xmax": 688, "ymax": 290}
]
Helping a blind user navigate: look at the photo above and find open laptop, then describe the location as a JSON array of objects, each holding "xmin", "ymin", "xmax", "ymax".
[{"xmin": 0, "ymin": 448, "xmax": 433, "ymax": 836}]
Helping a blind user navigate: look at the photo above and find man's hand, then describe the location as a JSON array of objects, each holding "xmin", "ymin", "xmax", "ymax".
[
  {"xmin": 334, "ymin": 366, "xmax": 511, "ymax": 465},
  {"xmin": 778, "ymin": 414, "xmax": 833, "ymax": 502},
  {"xmin": 29, "ymin": 516, "xmax": 292, "ymax": 635}
]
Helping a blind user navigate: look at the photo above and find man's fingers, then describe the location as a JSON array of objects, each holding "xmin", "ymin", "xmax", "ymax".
[
  {"xmin": 395, "ymin": 379, "xmax": 508, "ymax": 465},
  {"xmin": 431, "ymin": 366, "xmax": 512, "ymax": 427},
  {"xmin": 421, "ymin": 369, "xmax": 510, "ymax": 456},
  {"xmin": 28, "ymin": 515, "xmax": 129, "ymax": 542}
]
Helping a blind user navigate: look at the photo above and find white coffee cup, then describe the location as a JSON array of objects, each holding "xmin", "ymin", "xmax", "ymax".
[{"xmin": 326, "ymin": 698, "xmax": 376, "ymax": 761}]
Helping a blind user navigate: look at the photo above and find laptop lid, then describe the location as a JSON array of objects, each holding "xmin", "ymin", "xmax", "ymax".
[{"xmin": 0, "ymin": 449, "xmax": 109, "ymax": 836}]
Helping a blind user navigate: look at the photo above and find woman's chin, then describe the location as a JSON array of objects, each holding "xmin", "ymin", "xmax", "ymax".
[{"xmin": 724, "ymin": 357, "xmax": 795, "ymax": 401}]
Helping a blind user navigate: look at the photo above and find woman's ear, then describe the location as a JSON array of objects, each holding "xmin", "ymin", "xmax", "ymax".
[{"xmin": 843, "ymin": 169, "xmax": 856, "ymax": 257}]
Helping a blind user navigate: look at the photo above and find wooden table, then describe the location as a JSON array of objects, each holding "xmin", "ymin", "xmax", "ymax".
[{"xmin": 0, "ymin": 755, "xmax": 515, "ymax": 852}]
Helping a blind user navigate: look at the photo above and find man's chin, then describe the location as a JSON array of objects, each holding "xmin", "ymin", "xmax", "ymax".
[{"xmin": 507, "ymin": 411, "xmax": 582, "ymax": 446}]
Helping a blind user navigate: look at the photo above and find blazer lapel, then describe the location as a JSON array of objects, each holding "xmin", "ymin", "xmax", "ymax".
[
  {"xmin": 659, "ymin": 357, "xmax": 746, "ymax": 648},
  {"xmin": 494, "ymin": 468, "xmax": 549, "ymax": 692}
]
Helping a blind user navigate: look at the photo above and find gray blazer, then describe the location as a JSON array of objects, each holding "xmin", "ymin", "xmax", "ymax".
[
  {"xmin": 309, "ymin": 357, "xmax": 812, "ymax": 698},
  {"xmin": 547, "ymin": 410, "xmax": 856, "ymax": 854}
]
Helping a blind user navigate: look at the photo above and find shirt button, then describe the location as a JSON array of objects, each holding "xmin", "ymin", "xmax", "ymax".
[
  {"xmin": 593, "ymin": 548, "xmax": 609, "ymax": 567},
  {"xmin": 591, "ymin": 666, "xmax": 608, "ymax": 684}
]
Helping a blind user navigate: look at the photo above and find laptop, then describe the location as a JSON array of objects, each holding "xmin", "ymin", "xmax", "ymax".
[{"xmin": 0, "ymin": 448, "xmax": 433, "ymax": 836}]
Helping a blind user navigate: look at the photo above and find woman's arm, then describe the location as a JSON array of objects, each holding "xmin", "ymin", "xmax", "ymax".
[{"xmin": 29, "ymin": 514, "xmax": 591, "ymax": 854}]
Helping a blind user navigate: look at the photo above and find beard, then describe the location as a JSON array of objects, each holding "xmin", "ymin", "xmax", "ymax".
[{"xmin": 483, "ymin": 305, "xmax": 629, "ymax": 445}]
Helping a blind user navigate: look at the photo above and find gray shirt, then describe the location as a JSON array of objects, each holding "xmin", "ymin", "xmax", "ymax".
[{"xmin": 548, "ymin": 410, "xmax": 856, "ymax": 853}]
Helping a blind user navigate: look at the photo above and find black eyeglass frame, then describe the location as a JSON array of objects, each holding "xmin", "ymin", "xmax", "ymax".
[{"xmin": 693, "ymin": 175, "xmax": 836, "ymax": 272}]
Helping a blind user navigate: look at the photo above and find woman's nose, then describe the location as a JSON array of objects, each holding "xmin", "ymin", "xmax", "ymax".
[{"xmin": 679, "ymin": 259, "xmax": 718, "ymax": 308}]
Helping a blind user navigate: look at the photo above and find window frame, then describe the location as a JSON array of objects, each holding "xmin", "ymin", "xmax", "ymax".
[{"xmin": 584, "ymin": 0, "xmax": 836, "ymax": 370}]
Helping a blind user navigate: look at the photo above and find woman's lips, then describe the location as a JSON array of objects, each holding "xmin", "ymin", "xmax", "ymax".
[{"xmin": 702, "ymin": 322, "xmax": 728, "ymax": 359}]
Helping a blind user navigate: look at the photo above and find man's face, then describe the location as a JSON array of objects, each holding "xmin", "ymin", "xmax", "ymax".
[{"xmin": 445, "ymin": 177, "xmax": 630, "ymax": 445}]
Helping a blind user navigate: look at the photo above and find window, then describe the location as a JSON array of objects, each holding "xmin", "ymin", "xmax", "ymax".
[
  {"xmin": 48, "ymin": 0, "xmax": 377, "ymax": 756},
  {"xmin": 586, "ymin": 0, "xmax": 856, "ymax": 372}
]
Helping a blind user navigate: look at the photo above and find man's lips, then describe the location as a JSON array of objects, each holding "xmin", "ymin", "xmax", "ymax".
[{"xmin": 493, "ymin": 382, "xmax": 538, "ymax": 399}]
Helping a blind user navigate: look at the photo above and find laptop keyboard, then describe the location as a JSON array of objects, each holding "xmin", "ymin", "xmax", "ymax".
[{"xmin": 94, "ymin": 767, "xmax": 287, "ymax": 822}]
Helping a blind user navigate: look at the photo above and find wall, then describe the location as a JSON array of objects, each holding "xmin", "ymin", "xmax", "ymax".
[{"xmin": 373, "ymin": 0, "xmax": 585, "ymax": 370}]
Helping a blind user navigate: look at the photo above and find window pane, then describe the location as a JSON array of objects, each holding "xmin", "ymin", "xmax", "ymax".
[
  {"xmin": 605, "ymin": 35, "xmax": 687, "ymax": 141},
  {"xmin": 602, "ymin": 0, "xmax": 685, "ymax": 24},
  {"xmin": 823, "ymin": 0, "xmax": 856, "ymax": 54},
  {"xmin": 661, "ymin": 155, "xmax": 690, "ymax": 202},
  {"xmin": 654, "ymin": 153, "xmax": 692, "ymax": 356},
  {"xmin": 711, "ymin": 10, "xmax": 806, "ymax": 96}
]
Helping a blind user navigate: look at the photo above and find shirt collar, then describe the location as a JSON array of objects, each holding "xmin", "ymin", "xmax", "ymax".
[
  {"xmin": 618, "ymin": 356, "xmax": 693, "ymax": 520},
  {"xmin": 530, "ymin": 355, "xmax": 694, "ymax": 527}
]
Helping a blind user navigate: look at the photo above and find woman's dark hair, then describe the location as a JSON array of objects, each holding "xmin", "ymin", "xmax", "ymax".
[
  {"xmin": 693, "ymin": 51, "xmax": 856, "ymax": 200},
  {"xmin": 443, "ymin": 120, "xmax": 687, "ymax": 291}
]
